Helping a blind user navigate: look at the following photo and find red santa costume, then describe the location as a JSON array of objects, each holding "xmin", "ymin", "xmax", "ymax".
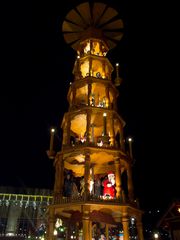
[{"xmin": 102, "ymin": 171, "xmax": 115, "ymax": 199}]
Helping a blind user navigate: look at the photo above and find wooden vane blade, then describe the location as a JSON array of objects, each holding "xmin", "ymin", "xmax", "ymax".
[
  {"xmin": 104, "ymin": 31, "xmax": 124, "ymax": 41},
  {"xmin": 92, "ymin": 3, "xmax": 107, "ymax": 25},
  {"xmin": 102, "ymin": 19, "xmax": 124, "ymax": 30},
  {"xmin": 62, "ymin": 20, "xmax": 84, "ymax": 33},
  {"xmin": 97, "ymin": 7, "xmax": 118, "ymax": 27},
  {"xmin": 76, "ymin": 2, "xmax": 91, "ymax": 26},
  {"xmin": 65, "ymin": 9, "xmax": 87, "ymax": 28},
  {"xmin": 63, "ymin": 32, "xmax": 81, "ymax": 44}
]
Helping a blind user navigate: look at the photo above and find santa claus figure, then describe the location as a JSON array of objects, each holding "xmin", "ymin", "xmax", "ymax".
[{"xmin": 102, "ymin": 171, "xmax": 116, "ymax": 199}]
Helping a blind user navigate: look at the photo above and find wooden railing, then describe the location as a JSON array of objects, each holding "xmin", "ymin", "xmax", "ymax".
[{"xmin": 53, "ymin": 194, "xmax": 139, "ymax": 208}]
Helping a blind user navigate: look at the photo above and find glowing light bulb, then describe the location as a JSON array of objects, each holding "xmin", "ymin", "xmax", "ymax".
[
  {"xmin": 51, "ymin": 128, "xmax": 55, "ymax": 133},
  {"xmin": 154, "ymin": 233, "xmax": 159, "ymax": 239}
]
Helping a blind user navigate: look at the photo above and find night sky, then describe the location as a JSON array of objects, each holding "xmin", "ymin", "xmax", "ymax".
[{"xmin": 0, "ymin": 0, "xmax": 179, "ymax": 213}]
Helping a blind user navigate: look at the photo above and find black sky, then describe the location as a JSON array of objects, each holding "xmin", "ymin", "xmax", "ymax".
[{"xmin": 0, "ymin": 0, "xmax": 179, "ymax": 211}]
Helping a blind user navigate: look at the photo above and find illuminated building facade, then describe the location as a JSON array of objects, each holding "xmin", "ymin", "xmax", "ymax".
[
  {"xmin": 0, "ymin": 187, "xmax": 52, "ymax": 239},
  {"xmin": 46, "ymin": 2, "xmax": 144, "ymax": 240}
]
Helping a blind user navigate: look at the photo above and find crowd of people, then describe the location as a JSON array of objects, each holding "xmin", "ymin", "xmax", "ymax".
[{"xmin": 63, "ymin": 171, "xmax": 116, "ymax": 199}]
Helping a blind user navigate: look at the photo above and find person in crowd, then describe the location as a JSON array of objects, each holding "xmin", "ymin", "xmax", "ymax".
[{"xmin": 64, "ymin": 173, "xmax": 73, "ymax": 197}]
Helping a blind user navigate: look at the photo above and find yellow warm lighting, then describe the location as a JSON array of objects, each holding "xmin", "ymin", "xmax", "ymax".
[
  {"xmin": 106, "ymin": 100, "xmax": 109, "ymax": 108},
  {"xmin": 103, "ymin": 113, "xmax": 107, "ymax": 117},
  {"xmin": 75, "ymin": 154, "xmax": 85, "ymax": 163},
  {"xmin": 55, "ymin": 218, "xmax": 62, "ymax": 228},
  {"xmin": 51, "ymin": 128, "xmax": 55, "ymax": 133},
  {"xmin": 71, "ymin": 114, "xmax": 86, "ymax": 136},
  {"xmin": 128, "ymin": 137, "xmax": 132, "ymax": 142},
  {"xmin": 80, "ymin": 60, "xmax": 89, "ymax": 77},
  {"xmin": 89, "ymin": 179, "xmax": 94, "ymax": 194},
  {"xmin": 76, "ymin": 85, "xmax": 87, "ymax": 96},
  {"xmin": 178, "ymin": 207, "xmax": 180, "ymax": 213},
  {"xmin": 84, "ymin": 41, "xmax": 90, "ymax": 54},
  {"xmin": 92, "ymin": 59, "xmax": 103, "ymax": 78},
  {"xmin": 154, "ymin": 233, "xmax": 159, "ymax": 239},
  {"xmin": 53, "ymin": 229, "xmax": 57, "ymax": 236},
  {"xmin": 92, "ymin": 41, "xmax": 100, "ymax": 55}
]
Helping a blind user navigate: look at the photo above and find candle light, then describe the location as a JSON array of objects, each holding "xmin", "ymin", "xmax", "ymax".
[
  {"xmin": 50, "ymin": 128, "xmax": 55, "ymax": 152},
  {"xmin": 103, "ymin": 113, "xmax": 107, "ymax": 136},
  {"xmin": 115, "ymin": 63, "xmax": 122, "ymax": 87},
  {"xmin": 116, "ymin": 63, "xmax": 119, "ymax": 77},
  {"xmin": 154, "ymin": 233, "xmax": 159, "ymax": 239},
  {"xmin": 128, "ymin": 137, "xmax": 133, "ymax": 159}
]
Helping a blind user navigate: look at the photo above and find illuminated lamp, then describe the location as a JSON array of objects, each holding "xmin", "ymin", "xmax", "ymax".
[
  {"xmin": 114, "ymin": 63, "xmax": 122, "ymax": 87},
  {"xmin": 154, "ymin": 233, "xmax": 159, "ymax": 239}
]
